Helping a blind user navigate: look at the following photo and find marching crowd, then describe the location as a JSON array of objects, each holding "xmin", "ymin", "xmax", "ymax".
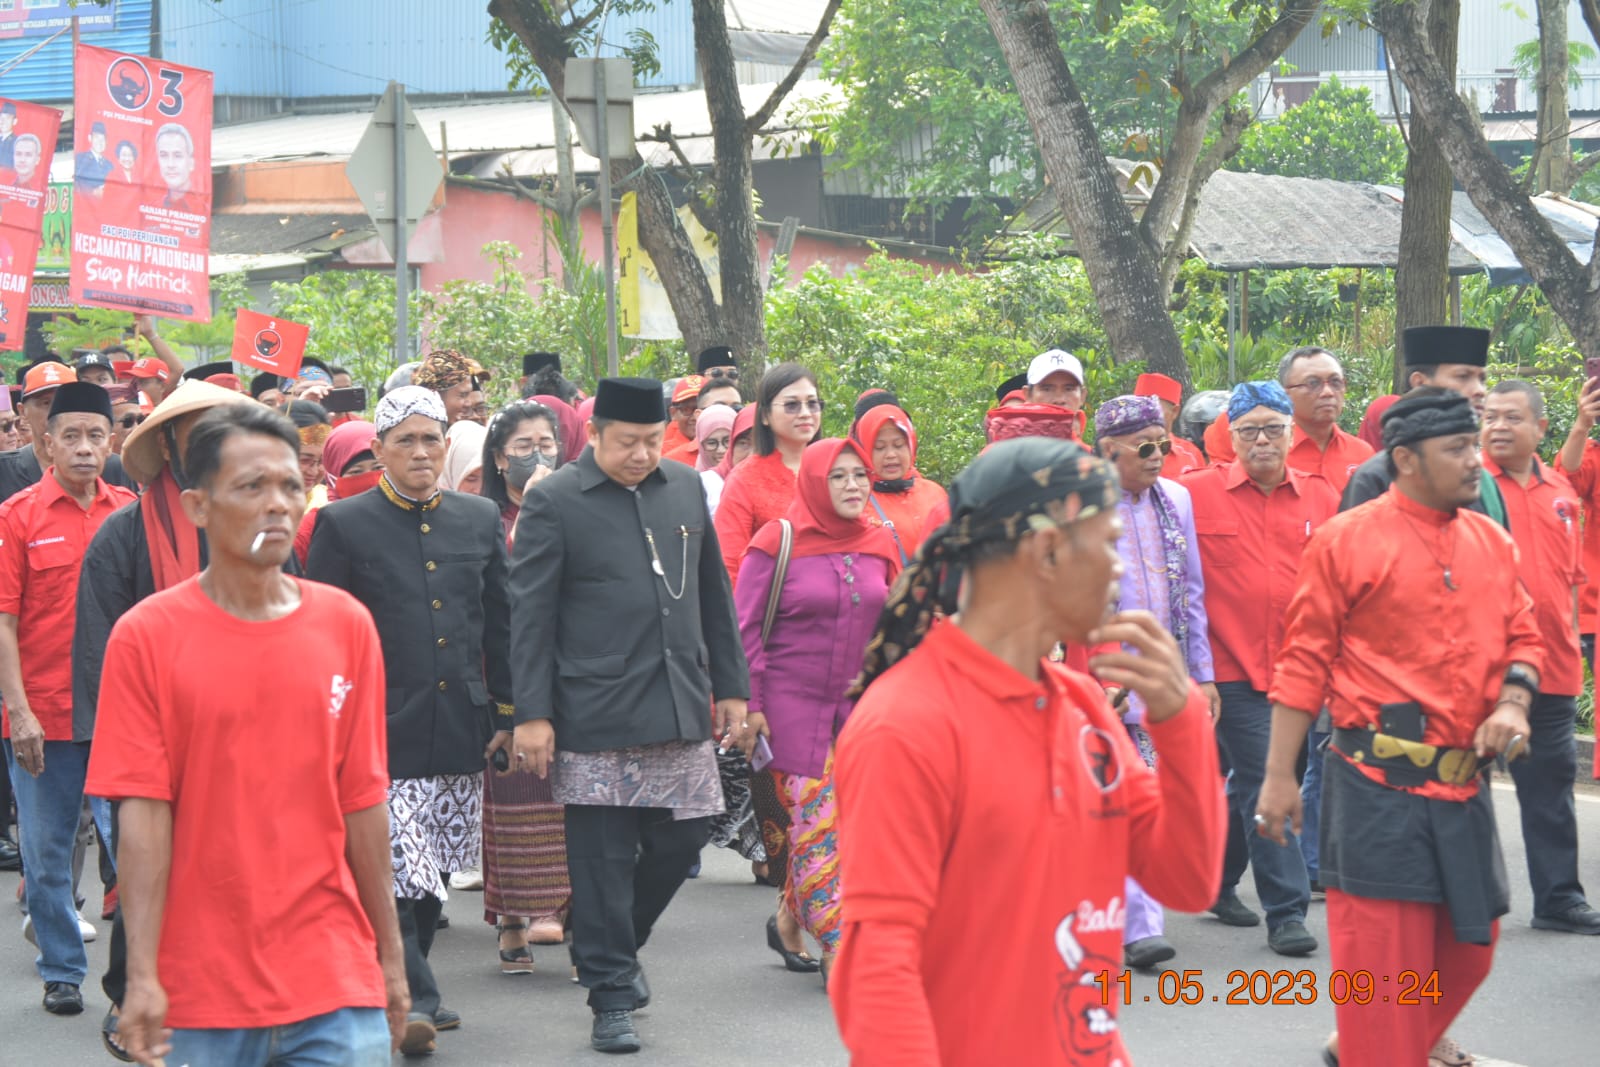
[{"xmin": 0, "ymin": 323, "xmax": 1594, "ymax": 1066}]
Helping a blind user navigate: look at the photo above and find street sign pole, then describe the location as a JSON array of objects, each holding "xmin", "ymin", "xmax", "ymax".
[
  {"xmin": 594, "ymin": 70, "xmax": 618, "ymax": 377},
  {"xmin": 392, "ymin": 82, "xmax": 409, "ymax": 363}
]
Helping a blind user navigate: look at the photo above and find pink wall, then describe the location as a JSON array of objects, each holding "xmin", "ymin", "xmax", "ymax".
[{"xmin": 416, "ymin": 184, "xmax": 956, "ymax": 296}]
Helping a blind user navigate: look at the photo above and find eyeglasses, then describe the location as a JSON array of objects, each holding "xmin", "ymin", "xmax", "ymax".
[
  {"xmin": 116, "ymin": 414, "xmax": 146, "ymax": 430},
  {"xmin": 707, "ymin": 367, "xmax": 740, "ymax": 382},
  {"xmin": 1231, "ymin": 422, "xmax": 1289, "ymax": 441},
  {"xmin": 827, "ymin": 470, "xmax": 871, "ymax": 487},
  {"xmin": 505, "ymin": 439, "xmax": 560, "ymax": 458},
  {"xmin": 778, "ymin": 398, "xmax": 824, "ymax": 416},
  {"xmin": 1286, "ymin": 376, "xmax": 1347, "ymax": 394},
  {"xmin": 1113, "ymin": 438, "xmax": 1172, "ymax": 460}
]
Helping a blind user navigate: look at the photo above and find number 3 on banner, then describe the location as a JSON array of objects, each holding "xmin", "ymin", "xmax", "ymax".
[{"xmin": 157, "ymin": 69, "xmax": 185, "ymax": 117}]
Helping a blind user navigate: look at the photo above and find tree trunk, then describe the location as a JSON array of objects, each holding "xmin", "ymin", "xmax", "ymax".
[
  {"xmin": 1376, "ymin": 0, "xmax": 1600, "ymax": 363},
  {"xmin": 1535, "ymin": 0, "xmax": 1573, "ymax": 194},
  {"xmin": 1392, "ymin": 0, "xmax": 1460, "ymax": 391},
  {"xmin": 979, "ymin": 0, "xmax": 1191, "ymax": 387},
  {"xmin": 692, "ymin": 0, "xmax": 769, "ymax": 370}
]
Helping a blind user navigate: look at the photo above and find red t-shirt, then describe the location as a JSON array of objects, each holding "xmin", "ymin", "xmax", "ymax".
[
  {"xmin": 831, "ymin": 620, "xmax": 1224, "ymax": 1066},
  {"xmin": 0, "ymin": 471, "xmax": 136, "ymax": 740},
  {"xmin": 84, "ymin": 577, "xmax": 390, "ymax": 1029}
]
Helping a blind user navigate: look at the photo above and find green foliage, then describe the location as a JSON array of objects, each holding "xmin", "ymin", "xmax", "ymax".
[
  {"xmin": 269, "ymin": 271, "xmax": 419, "ymax": 393},
  {"xmin": 1511, "ymin": 37, "xmax": 1597, "ymax": 90},
  {"xmin": 37, "ymin": 272, "xmax": 253, "ymax": 364},
  {"xmin": 1229, "ymin": 77, "xmax": 1407, "ymax": 184},
  {"xmin": 486, "ymin": 1, "xmax": 664, "ymax": 93}
]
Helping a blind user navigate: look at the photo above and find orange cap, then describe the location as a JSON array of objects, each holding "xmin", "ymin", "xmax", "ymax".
[
  {"xmin": 672, "ymin": 375, "xmax": 707, "ymax": 404},
  {"xmin": 21, "ymin": 361, "xmax": 75, "ymax": 399}
]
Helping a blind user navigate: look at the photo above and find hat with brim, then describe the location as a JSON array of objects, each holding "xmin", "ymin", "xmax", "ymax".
[
  {"xmin": 1402, "ymin": 326, "xmax": 1490, "ymax": 368},
  {"xmin": 594, "ymin": 377, "xmax": 667, "ymax": 424},
  {"xmin": 995, "ymin": 372, "xmax": 1028, "ymax": 404},
  {"xmin": 47, "ymin": 381, "xmax": 113, "ymax": 422},
  {"xmin": 120, "ymin": 379, "xmax": 256, "ymax": 483}
]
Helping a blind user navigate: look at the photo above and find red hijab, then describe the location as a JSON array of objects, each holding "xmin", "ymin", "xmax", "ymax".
[
  {"xmin": 534, "ymin": 394, "xmax": 587, "ymax": 464},
  {"xmin": 716, "ymin": 404, "xmax": 759, "ymax": 479},
  {"xmin": 852, "ymin": 403, "xmax": 921, "ymax": 481},
  {"xmin": 747, "ymin": 438, "xmax": 902, "ymax": 573}
]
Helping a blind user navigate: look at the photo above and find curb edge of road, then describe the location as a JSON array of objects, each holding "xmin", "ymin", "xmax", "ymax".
[{"xmin": 1579, "ymin": 733, "xmax": 1595, "ymax": 778}]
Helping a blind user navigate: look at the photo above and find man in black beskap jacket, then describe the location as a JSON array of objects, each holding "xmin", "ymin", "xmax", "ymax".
[{"xmin": 305, "ymin": 385, "xmax": 512, "ymax": 1058}]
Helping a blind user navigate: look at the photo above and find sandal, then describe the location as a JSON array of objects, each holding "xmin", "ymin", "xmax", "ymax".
[
  {"xmin": 102, "ymin": 1007, "xmax": 134, "ymax": 1063},
  {"xmin": 1429, "ymin": 1035, "xmax": 1474, "ymax": 1067},
  {"xmin": 497, "ymin": 920, "xmax": 534, "ymax": 975}
]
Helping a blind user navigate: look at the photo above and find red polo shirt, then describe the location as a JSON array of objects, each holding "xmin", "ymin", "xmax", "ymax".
[
  {"xmin": 1485, "ymin": 456, "xmax": 1586, "ymax": 696},
  {"xmin": 1559, "ymin": 439, "xmax": 1600, "ymax": 634},
  {"xmin": 0, "ymin": 469, "xmax": 136, "ymax": 740},
  {"xmin": 1182, "ymin": 463, "xmax": 1340, "ymax": 691},
  {"xmin": 1286, "ymin": 424, "xmax": 1373, "ymax": 493}
]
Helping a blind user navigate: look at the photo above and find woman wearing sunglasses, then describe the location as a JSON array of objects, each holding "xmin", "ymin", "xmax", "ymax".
[
  {"xmin": 1091, "ymin": 394, "xmax": 1218, "ymax": 972},
  {"xmin": 106, "ymin": 383, "xmax": 145, "ymax": 455}
]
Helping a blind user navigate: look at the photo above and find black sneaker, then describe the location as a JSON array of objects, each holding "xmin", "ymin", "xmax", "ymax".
[
  {"xmin": 630, "ymin": 964, "xmax": 651, "ymax": 1010},
  {"xmin": 1208, "ymin": 891, "xmax": 1261, "ymax": 928},
  {"xmin": 1531, "ymin": 902, "xmax": 1600, "ymax": 935},
  {"xmin": 0, "ymin": 836, "xmax": 19, "ymax": 872},
  {"xmin": 591, "ymin": 1009, "xmax": 641, "ymax": 1054},
  {"xmin": 432, "ymin": 1006, "xmax": 461, "ymax": 1031},
  {"xmin": 1124, "ymin": 936, "xmax": 1177, "ymax": 970},
  {"xmin": 42, "ymin": 982, "xmax": 83, "ymax": 1015},
  {"xmin": 1268, "ymin": 920, "xmax": 1318, "ymax": 957},
  {"xmin": 1309, "ymin": 879, "xmax": 1327, "ymax": 902}
]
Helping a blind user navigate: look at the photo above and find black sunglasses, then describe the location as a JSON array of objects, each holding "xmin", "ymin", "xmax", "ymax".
[
  {"xmin": 117, "ymin": 414, "xmax": 146, "ymax": 430},
  {"xmin": 706, "ymin": 367, "xmax": 740, "ymax": 382}
]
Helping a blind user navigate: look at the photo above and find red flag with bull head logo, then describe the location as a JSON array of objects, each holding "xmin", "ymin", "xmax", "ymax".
[
  {"xmin": 231, "ymin": 307, "xmax": 309, "ymax": 378},
  {"xmin": 0, "ymin": 97, "xmax": 62, "ymax": 350},
  {"xmin": 70, "ymin": 44, "xmax": 213, "ymax": 321}
]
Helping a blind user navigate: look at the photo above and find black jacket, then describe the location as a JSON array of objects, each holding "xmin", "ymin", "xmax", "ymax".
[
  {"xmin": 1340, "ymin": 450, "xmax": 1506, "ymax": 526},
  {"xmin": 509, "ymin": 449, "xmax": 749, "ymax": 752},
  {"xmin": 306, "ymin": 482, "xmax": 513, "ymax": 779}
]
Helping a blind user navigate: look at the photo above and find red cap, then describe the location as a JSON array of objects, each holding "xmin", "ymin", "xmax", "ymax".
[
  {"xmin": 21, "ymin": 361, "xmax": 75, "ymax": 399},
  {"xmin": 124, "ymin": 358, "xmax": 171, "ymax": 382},
  {"xmin": 1134, "ymin": 373, "xmax": 1182, "ymax": 407},
  {"xmin": 672, "ymin": 375, "xmax": 707, "ymax": 404}
]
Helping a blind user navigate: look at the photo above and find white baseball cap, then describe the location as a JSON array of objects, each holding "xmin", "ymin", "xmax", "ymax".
[{"xmin": 1026, "ymin": 349, "xmax": 1085, "ymax": 386}]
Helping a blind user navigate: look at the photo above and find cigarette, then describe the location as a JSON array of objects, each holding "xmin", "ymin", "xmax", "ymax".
[{"xmin": 250, "ymin": 531, "xmax": 266, "ymax": 554}]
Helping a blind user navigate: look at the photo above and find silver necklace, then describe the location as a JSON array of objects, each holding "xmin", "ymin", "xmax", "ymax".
[{"xmin": 644, "ymin": 526, "xmax": 689, "ymax": 600}]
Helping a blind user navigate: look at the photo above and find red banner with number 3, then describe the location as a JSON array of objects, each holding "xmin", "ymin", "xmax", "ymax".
[
  {"xmin": 0, "ymin": 97, "xmax": 61, "ymax": 350},
  {"xmin": 70, "ymin": 44, "xmax": 213, "ymax": 321}
]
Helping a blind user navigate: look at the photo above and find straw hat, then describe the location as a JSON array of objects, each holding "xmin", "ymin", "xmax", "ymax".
[{"xmin": 120, "ymin": 378, "xmax": 257, "ymax": 483}]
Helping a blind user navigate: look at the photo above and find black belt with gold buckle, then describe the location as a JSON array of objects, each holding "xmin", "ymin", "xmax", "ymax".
[{"xmin": 1332, "ymin": 727, "xmax": 1482, "ymax": 786}]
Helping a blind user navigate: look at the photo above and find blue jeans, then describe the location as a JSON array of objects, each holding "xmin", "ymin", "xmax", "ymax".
[
  {"xmin": 1214, "ymin": 683, "xmax": 1311, "ymax": 930},
  {"xmin": 1298, "ymin": 725, "xmax": 1331, "ymax": 881},
  {"xmin": 1508, "ymin": 693, "xmax": 1588, "ymax": 917},
  {"xmin": 4, "ymin": 739, "xmax": 89, "ymax": 984},
  {"xmin": 169, "ymin": 1006, "xmax": 391, "ymax": 1067}
]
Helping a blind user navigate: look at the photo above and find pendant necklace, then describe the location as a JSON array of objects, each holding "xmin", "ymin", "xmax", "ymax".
[
  {"xmin": 644, "ymin": 525, "xmax": 690, "ymax": 600},
  {"xmin": 1400, "ymin": 510, "xmax": 1459, "ymax": 591}
]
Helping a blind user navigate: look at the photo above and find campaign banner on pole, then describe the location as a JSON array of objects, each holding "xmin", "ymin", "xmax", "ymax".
[
  {"xmin": 231, "ymin": 308, "xmax": 309, "ymax": 378},
  {"xmin": 0, "ymin": 98, "xmax": 62, "ymax": 350},
  {"xmin": 70, "ymin": 44, "xmax": 213, "ymax": 322}
]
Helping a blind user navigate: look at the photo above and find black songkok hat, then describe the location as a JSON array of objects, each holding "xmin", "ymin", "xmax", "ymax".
[
  {"xmin": 284, "ymin": 399, "xmax": 332, "ymax": 429},
  {"xmin": 250, "ymin": 373, "xmax": 285, "ymax": 399},
  {"xmin": 47, "ymin": 381, "xmax": 113, "ymax": 422},
  {"xmin": 1381, "ymin": 389, "xmax": 1479, "ymax": 451},
  {"xmin": 593, "ymin": 377, "xmax": 667, "ymax": 424},
  {"xmin": 854, "ymin": 388, "xmax": 900, "ymax": 422},
  {"xmin": 995, "ymin": 372, "xmax": 1028, "ymax": 404},
  {"xmin": 523, "ymin": 351, "xmax": 561, "ymax": 377},
  {"xmin": 696, "ymin": 345, "xmax": 735, "ymax": 374},
  {"xmin": 1402, "ymin": 326, "xmax": 1489, "ymax": 368},
  {"xmin": 184, "ymin": 360, "xmax": 235, "ymax": 382}
]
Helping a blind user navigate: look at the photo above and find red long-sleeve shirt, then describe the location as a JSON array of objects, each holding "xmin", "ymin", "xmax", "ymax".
[
  {"xmin": 1182, "ymin": 463, "xmax": 1340, "ymax": 691},
  {"xmin": 1270, "ymin": 486, "xmax": 1542, "ymax": 801},
  {"xmin": 713, "ymin": 452, "xmax": 796, "ymax": 587},
  {"xmin": 831, "ymin": 620, "xmax": 1224, "ymax": 1066}
]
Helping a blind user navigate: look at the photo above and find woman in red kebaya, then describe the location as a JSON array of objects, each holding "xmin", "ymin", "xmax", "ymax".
[
  {"xmin": 714, "ymin": 363, "xmax": 821, "ymax": 586},
  {"xmin": 851, "ymin": 402, "xmax": 947, "ymax": 564}
]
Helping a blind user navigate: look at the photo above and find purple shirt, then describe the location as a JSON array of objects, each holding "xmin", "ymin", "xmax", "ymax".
[
  {"xmin": 735, "ymin": 549, "xmax": 890, "ymax": 779},
  {"xmin": 1117, "ymin": 477, "xmax": 1212, "ymax": 723}
]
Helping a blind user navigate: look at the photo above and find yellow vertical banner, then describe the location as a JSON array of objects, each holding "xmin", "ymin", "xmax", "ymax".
[
  {"xmin": 613, "ymin": 192, "xmax": 724, "ymax": 340},
  {"xmin": 617, "ymin": 191, "xmax": 641, "ymax": 338}
]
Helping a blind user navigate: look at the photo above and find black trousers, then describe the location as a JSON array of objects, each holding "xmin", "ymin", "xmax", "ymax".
[
  {"xmin": 1507, "ymin": 693, "xmax": 1588, "ymax": 917},
  {"xmin": 565, "ymin": 805, "xmax": 710, "ymax": 1012},
  {"xmin": 396, "ymin": 893, "xmax": 444, "ymax": 1017},
  {"xmin": 103, "ymin": 799, "xmax": 125, "ymax": 1005}
]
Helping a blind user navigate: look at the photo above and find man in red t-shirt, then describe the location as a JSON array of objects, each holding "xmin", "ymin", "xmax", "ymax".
[
  {"xmin": 86, "ymin": 405, "xmax": 408, "ymax": 1066},
  {"xmin": 831, "ymin": 437, "xmax": 1224, "ymax": 1066},
  {"xmin": 1481, "ymin": 381, "xmax": 1600, "ymax": 934},
  {"xmin": 0, "ymin": 382, "xmax": 135, "ymax": 1016}
]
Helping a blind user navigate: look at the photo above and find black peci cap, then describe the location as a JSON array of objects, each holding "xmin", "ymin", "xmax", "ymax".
[
  {"xmin": 46, "ymin": 381, "xmax": 113, "ymax": 422},
  {"xmin": 593, "ymin": 377, "xmax": 668, "ymax": 424}
]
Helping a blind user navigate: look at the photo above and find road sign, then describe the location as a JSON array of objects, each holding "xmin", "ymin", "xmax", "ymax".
[
  {"xmin": 564, "ymin": 57, "xmax": 635, "ymax": 160},
  {"xmin": 346, "ymin": 81, "xmax": 443, "ymax": 259}
]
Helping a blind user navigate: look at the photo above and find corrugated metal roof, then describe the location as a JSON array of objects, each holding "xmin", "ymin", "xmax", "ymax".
[{"xmin": 725, "ymin": 0, "xmax": 832, "ymax": 35}]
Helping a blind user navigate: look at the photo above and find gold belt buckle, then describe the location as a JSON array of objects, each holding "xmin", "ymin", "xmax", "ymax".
[
  {"xmin": 1371, "ymin": 733, "xmax": 1437, "ymax": 768},
  {"xmin": 1436, "ymin": 749, "xmax": 1480, "ymax": 785}
]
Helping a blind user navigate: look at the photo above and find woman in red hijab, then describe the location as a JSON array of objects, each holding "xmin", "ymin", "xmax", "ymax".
[
  {"xmin": 851, "ymin": 402, "xmax": 948, "ymax": 564},
  {"xmin": 735, "ymin": 438, "xmax": 901, "ymax": 980},
  {"xmin": 293, "ymin": 420, "xmax": 381, "ymax": 565}
]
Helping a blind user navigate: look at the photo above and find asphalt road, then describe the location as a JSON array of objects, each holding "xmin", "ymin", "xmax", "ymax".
[{"xmin": 0, "ymin": 778, "xmax": 1596, "ymax": 1066}]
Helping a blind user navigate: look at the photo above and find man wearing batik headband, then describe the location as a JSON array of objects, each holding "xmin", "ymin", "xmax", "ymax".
[
  {"xmin": 1089, "ymin": 394, "xmax": 1216, "ymax": 970},
  {"xmin": 1258, "ymin": 388, "xmax": 1539, "ymax": 1067},
  {"xmin": 1181, "ymin": 380, "xmax": 1338, "ymax": 955},
  {"xmin": 413, "ymin": 349, "xmax": 487, "ymax": 427},
  {"xmin": 305, "ymin": 385, "xmax": 514, "ymax": 1056},
  {"xmin": 832, "ymin": 437, "xmax": 1224, "ymax": 1067}
]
